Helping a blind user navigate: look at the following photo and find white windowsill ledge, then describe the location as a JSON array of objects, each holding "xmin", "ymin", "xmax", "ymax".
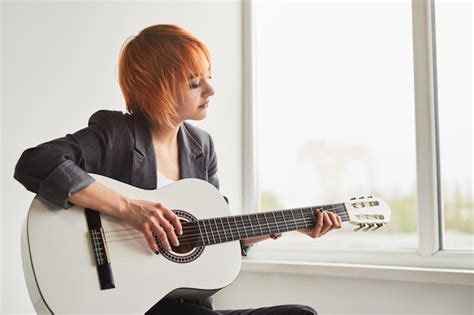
[{"xmin": 240, "ymin": 259, "xmax": 474, "ymax": 286}]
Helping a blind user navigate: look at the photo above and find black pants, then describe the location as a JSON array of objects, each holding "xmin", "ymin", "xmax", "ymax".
[{"xmin": 146, "ymin": 298, "xmax": 317, "ymax": 315}]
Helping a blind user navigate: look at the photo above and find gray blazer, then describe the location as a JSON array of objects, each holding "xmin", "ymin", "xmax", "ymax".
[
  {"xmin": 14, "ymin": 110, "xmax": 219, "ymax": 209},
  {"xmin": 14, "ymin": 110, "xmax": 250, "ymax": 309}
]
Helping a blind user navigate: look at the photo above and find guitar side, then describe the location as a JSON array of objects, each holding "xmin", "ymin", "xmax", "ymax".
[{"xmin": 22, "ymin": 176, "xmax": 242, "ymax": 314}]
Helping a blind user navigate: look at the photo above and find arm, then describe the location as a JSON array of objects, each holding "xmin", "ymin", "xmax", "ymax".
[
  {"xmin": 68, "ymin": 181, "xmax": 182, "ymax": 253},
  {"xmin": 14, "ymin": 110, "xmax": 182, "ymax": 253},
  {"xmin": 14, "ymin": 110, "xmax": 116, "ymax": 208}
]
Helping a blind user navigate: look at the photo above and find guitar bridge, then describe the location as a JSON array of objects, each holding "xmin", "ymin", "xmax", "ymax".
[
  {"xmin": 89, "ymin": 228, "xmax": 111, "ymax": 266},
  {"xmin": 86, "ymin": 209, "xmax": 115, "ymax": 290}
]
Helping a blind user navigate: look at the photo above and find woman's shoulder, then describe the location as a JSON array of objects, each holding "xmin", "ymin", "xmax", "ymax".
[
  {"xmin": 88, "ymin": 109, "xmax": 135, "ymax": 131},
  {"xmin": 88, "ymin": 109, "xmax": 128, "ymax": 125}
]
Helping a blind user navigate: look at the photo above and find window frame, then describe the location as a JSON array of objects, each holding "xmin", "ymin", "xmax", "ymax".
[{"xmin": 242, "ymin": 0, "xmax": 473, "ymax": 270}]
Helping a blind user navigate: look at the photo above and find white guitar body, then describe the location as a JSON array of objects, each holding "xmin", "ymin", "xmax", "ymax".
[{"xmin": 21, "ymin": 175, "xmax": 241, "ymax": 314}]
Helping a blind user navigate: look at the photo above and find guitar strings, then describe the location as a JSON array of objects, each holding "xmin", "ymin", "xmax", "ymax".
[
  {"xmin": 104, "ymin": 206, "xmax": 348, "ymax": 236},
  {"xmin": 104, "ymin": 213, "xmax": 348, "ymax": 246},
  {"xmin": 103, "ymin": 210, "xmax": 349, "ymax": 241},
  {"xmin": 103, "ymin": 207, "xmax": 350, "ymax": 245}
]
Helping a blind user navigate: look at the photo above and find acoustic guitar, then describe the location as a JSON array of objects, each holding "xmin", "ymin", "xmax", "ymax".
[{"xmin": 21, "ymin": 174, "xmax": 391, "ymax": 314}]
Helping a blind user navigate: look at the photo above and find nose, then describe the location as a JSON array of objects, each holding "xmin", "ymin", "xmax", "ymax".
[{"xmin": 203, "ymin": 79, "xmax": 215, "ymax": 98}]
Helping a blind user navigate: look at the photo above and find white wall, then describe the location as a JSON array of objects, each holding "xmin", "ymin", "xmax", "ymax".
[{"xmin": 1, "ymin": 1, "xmax": 242, "ymax": 313}]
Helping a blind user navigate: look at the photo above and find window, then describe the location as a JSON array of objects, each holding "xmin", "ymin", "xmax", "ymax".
[
  {"xmin": 246, "ymin": 0, "xmax": 473, "ymax": 267},
  {"xmin": 253, "ymin": 0, "xmax": 417, "ymax": 251},
  {"xmin": 435, "ymin": 1, "xmax": 473, "ymax": 250}
]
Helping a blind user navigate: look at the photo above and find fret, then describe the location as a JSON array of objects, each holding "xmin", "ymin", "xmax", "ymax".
[
  {"xmin": 227, "ymin": 217, "xmax": 240, "ymax": 240},
  {"xmin": 210, "ymin": 219, "xmax": 218, "ymax": 244},
  {"xmin": 289, "ymin": 210, "xmax": 301, "ymax": 230},
  {"xmin": 263, "ymin": 212, "xmax": 272, "ymax": 234},
  {"xmin": 212, "ymin": 219, "xmax": 222, "ymax": 244},
  {"xmin": 259, "ymin": 213, "xmax": 271, "ymax": 234},
  {"xmin": 278, "ymin": 211, "xmax": 289, "ymax": 232},
  {"xmin": 206, "ymin": 219, "xmax": 216, "ymax": 244},
  {"xmin": 246, "ymin": 215, "xmax": 255, "ymax": 237},
  {"xmin": 299, "ymin": 208, "xmax": 308, "ymax": 228},
  {"xmin": 271, "ymin": 212, "xmax": 281, "ymax": 233},
  {"xmin": 220, "ymin": 218, "xmax": 228, "ymax": 242},
  {"xmin": 310, "ymin": 207, "xmax": 317, "ymax": 226},
  {"xmin": 286, "ymin": 211, "xmax": 296, "ymax": 230},
  {"xmin": 196, "ymin": 220, "xmax": 205, "ymax": 246},
  {"xmin": 234, "ymin": 216, "xmax": 245, "ymax": 239},
  {"xmin": 224, "ymin": 217, "xmax": 232, "ymax": 241},
  {"xmin": 254, "ymin": 214, "xmax": 262, "ymax": 235},
  {"xmin": 200, "ymin": 220, "xmax": 210, "ymax": 245}
]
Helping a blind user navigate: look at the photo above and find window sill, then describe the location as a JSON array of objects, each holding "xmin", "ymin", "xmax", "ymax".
[
  {"xmin": 240, "ymin": 258, "xmax": 474, "ymax": 286},
  {"xmin": 244, "ymin": 235, "xmax": 473, "ymax": 270}
]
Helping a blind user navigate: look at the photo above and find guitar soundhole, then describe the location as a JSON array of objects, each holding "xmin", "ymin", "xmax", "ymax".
[
  {"xmin": 171, "ymin": 235, "xmax": 198, "ymax": 254},
  {"xmin": 157, "ymin": 210, "xmax": 204, "ymax": 263}
]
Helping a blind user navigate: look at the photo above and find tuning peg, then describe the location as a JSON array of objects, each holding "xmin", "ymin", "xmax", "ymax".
[
  {"xmin": 362, "ymin": 224, "xmax": 373, "ymax": 231},
  {"xmin": 371, "ymin": 223, "xmax": 385, "ymax": 231},
  {"xmin": 350, "ymin": 197, "xmax": 356, "ymax": 200},
  {"xmin": 359, "ymin": 196, "xmax": 365, "ymax": 199},
  {"xmin": 367, "ymin": 195, "xmax": 373, "ymax": 198},
  {"xmin": 354, "ymin": 224, "xmax": 365, "ymax": 232}
]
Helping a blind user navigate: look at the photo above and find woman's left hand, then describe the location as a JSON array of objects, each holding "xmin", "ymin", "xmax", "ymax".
[{"xmin": 298, "ymin": 209, "xmax": 342, "ymax": 238}]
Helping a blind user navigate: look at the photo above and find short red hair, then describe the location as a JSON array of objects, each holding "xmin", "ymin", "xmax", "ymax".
[{"xmin": 119, "ymin": 24, "xmax": 211, "ymax": 127}]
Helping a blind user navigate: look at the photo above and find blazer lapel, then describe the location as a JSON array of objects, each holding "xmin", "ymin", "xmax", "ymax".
[
  {"xmin": 130, "ymin": 113, "xmax": 157, "ymax": 189},
  {"xmin": 178, "ymin": 123, "xmax": 206, "ymax": 180},
  {"xmin": 130, "ymin": 115, "xmax": 206, "ymax": 188}
]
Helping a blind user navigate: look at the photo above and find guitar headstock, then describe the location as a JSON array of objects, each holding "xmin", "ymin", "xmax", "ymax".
[{"xmin": 345, "ymin": 196, "xmax": 391, "ymax": 231}]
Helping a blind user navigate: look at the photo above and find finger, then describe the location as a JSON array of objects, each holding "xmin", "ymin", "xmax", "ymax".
[
  {"xmin": 312, "ymin": 209, "xmax": 324, "ymax": 238},
  {"xmin": 162, "ymin": 207, "xmax": 183, "ymax": 236},
  {"xmin": 327, "ymin": 211, "xmax": 341, "ymax": 229},
  {"xmin": 320, "ymin": 212, "xmax": 333, "ymax": 236},
  {"xmin": 149, "ymin": 219, "xmax": 172, "ymax": 251},
  {"xmin": 321, "ymin": 212, "xmax": 339, "ymax": 235},
  {"xmin": 142, "ymin": 225, "xmax": 159, "ymax": 253},
  {"xmin": 156, "ymin": 213, "xmax": 180, "ymax": 247}
]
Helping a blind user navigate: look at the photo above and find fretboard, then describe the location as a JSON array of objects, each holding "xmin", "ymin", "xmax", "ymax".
[{"xmin": 179, "ymin": 203, "xmax": 348, "ymax": 247}]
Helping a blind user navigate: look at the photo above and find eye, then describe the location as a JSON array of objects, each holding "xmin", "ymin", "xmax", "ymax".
[{"xmin": 189, "ymin": 78, "xmax": 201, "ymax": 89}]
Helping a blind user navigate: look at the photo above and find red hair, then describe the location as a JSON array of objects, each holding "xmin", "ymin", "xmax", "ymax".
[{"xmin": 119, "ymin": 24, "xmax": 211, "ymax": 127}]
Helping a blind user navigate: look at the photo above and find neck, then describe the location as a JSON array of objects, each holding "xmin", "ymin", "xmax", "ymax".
[
  {"xmin": 151, "ymin": 123, "xmax": 181, "ymax": 149},
  {"xmin": 177, "ymin": 203, "xmax": 349, "ymax": 247}
]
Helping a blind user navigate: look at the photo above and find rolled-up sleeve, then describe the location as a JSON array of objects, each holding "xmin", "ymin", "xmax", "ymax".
[{"xmin": 14, "ymin": 110, "xmax": 117, "ymax": 208}]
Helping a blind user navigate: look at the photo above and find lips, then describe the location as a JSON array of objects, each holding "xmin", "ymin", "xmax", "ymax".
[{"xmin": 199, "ymin": 101, "xmax": 209, "ymax": 108}]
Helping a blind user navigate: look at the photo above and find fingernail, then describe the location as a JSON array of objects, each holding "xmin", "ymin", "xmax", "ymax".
[
  {"xmin": 175, "ymin": 240, "xmax": 180, "ymax": 246},
  {"xmin": 155, "ymin": 250, "xmax": 159, "ymax": 255}
]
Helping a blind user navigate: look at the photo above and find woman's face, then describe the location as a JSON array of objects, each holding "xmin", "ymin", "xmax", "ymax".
[{"xmin": 175, "ymin": 57, "xmax": 215, "ymax": 123}]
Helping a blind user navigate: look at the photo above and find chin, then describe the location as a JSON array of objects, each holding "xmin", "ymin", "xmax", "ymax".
[{"xmin": 189, "ymin": 113, "xmax": 207, "ymax": 121}]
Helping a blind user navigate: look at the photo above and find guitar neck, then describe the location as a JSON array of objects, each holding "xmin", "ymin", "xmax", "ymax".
[{"xmin": 180, "ymin": 203, "xmax": 349, "ymax": 247}]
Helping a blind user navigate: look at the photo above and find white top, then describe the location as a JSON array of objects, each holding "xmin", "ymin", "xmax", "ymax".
[{"xmin": 157, "ymin": 170, "xmax": 176, "ymax": 188}]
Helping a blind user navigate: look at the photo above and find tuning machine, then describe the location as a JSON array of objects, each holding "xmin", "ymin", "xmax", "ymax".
[
  {"xmin": 354, "ymin": 223, "xmax": 385, "ymax": 232},
  {"xmin": 371, "ymin": 223, "xmax": 385, "ymax": 231}
]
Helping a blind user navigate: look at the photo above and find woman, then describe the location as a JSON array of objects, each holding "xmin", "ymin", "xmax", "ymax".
[{"xmin": 15, "ymin": 24, "xmax": 340, "ymax": 314}]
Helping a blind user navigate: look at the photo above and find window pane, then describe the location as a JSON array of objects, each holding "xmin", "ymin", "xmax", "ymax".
[
  {"xmin": 435, "ymin": 1, "xmax": 473, "ymax": 250},
  {"xmin": 255, "ymin": 0, "xmax": 417, "ymax": 251}
]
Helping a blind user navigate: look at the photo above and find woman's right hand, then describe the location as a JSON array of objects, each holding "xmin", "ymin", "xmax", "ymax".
[
  {"xmin": 118, "ymin": 198, "xmax": 183, "ymax": 253},
  {"xmin": 69, "ymin": 181, "xmax": 182, "ymax": 254}
]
